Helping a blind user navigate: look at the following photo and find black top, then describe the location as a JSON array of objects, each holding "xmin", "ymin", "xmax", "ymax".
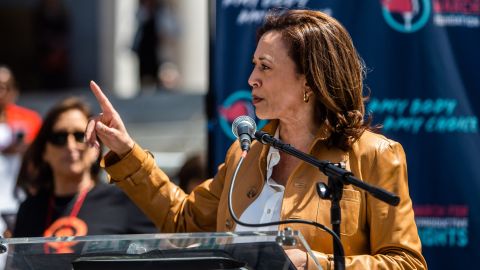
[{"xmin": 14, "ymin": 182, "xmax": 158, "ymax": 238}]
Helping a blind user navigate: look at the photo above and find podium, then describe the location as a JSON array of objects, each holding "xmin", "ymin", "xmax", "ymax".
[{"xmin": 0, "ymin": 230, "xmax": 321, "ymax": 270}]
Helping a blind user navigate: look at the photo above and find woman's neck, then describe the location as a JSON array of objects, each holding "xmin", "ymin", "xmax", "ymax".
[
  {"xmin": 278, "ymin": 117, "xmax": 319, "ymax": 152},
  {"xmin": 53, "ymin": 172, "xmax": 94, "ymax": 196}
]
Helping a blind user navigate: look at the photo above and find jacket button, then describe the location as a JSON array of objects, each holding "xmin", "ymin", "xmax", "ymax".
[
  {"xmin": 247, "ymin": 187, "xmax": 257, "ymax": 198},
  {"xmin": 225, "ymin": 219, "xmax": 233, "ymax": 229}
]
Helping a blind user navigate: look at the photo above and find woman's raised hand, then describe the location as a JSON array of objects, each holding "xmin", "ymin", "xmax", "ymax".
[{"xmin": 85, "ymin": 81, "xmax": 135, "ymax": 157}]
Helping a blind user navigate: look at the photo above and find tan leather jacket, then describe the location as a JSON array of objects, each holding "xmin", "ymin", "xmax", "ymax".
[{"xmin": 104, "ymin": 121, "xmax": 427, "ymax": 269}]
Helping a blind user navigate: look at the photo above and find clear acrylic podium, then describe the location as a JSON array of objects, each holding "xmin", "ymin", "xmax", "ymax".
[{"xmin": 0, "ymin": 230, "xmax": 321, "ymax": 270}]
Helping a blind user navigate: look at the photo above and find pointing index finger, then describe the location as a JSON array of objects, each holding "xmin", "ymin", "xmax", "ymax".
[{"xmin": 90, "ymin": 80, "xmax": 115, "ymax": 114}]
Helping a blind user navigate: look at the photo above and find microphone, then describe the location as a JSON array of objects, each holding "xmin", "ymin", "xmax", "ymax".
[{"xmin": 232, "ymin": 116, "xmax": 256, "ymax": 152}]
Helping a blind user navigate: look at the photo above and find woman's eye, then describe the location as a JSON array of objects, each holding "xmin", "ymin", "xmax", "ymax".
[
  {"xmin": 251, "ymin": 61, "xmax": 270, "ymax": 71},
  {"xmin": 260, "ymin": 64, "xmax": 270, "ymax": 70}
]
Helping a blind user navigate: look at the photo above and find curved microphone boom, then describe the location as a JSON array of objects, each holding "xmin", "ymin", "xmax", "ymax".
[
  {"xmin": 227, "ymin": 123, "xmax": 343, "ymax": 268},
  {"xmin": 232, "ymin": 116, "xmax": 256, "ymax": 152}
]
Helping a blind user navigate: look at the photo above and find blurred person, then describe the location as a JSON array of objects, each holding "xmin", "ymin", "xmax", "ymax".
[
  {"xmin": 155, "ymin": 0, "xmax": 181, "ymax": 89},
  {"xmin": 132, "ymin": 0, "xmax": 180, "ymax": 90},
  {"xmin": 33, "ymin": 0, "xmax": 71, "ymax": 89},
  {"xmin": 13, "ymin": 97, "xmax": 156, "ymax": 253},
  {"xmin": 176, "ymin": 154, "xmax": 206, "ymax": 194},
  {"xmin": 132, "ymin": 0, "xmax": 158, "ymax": 89},
  {"xmin": 87, "ymin": 9, "xmax": 426, "ymax": 270},
  {"xmin": 0, "ymin": 65, "xmax": 42, "ymax": 238}
]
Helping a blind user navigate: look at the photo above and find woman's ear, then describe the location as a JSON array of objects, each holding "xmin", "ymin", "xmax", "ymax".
[
  {"xmin": 302, "ymin": 77, "xmax": 313, "ymax": 94},
  {"xmin": 305, "ymin": 84, "xmax": 314, "ymax": 97}
]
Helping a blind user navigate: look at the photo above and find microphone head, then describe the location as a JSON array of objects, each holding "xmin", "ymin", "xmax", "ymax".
[{"xmin": 232, "ymin": 115, "xmax": 256, "ymax": 138}]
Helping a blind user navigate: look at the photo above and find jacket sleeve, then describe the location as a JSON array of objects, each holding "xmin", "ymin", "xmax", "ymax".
[
  {"xmin": 308, "ymin": 141, "xmax": 427, "ymax": 270},
  {"xmin": 102, "ymin": 143, "xmax": 227, "ymax": 233}
]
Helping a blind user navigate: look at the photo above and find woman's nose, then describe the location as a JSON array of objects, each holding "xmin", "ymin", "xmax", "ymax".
[
  {"xmin": 248, "ymin": 70, "xmax": 260, "ymax": 88},
  {"xmin": 66, "ymin": 134, "xmax": 80, "ymax": 149}
]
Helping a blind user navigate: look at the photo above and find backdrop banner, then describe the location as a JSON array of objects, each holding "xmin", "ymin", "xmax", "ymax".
[{"xmin": 210, "ymin": 1, "xmax": 479, "ymax": 268}]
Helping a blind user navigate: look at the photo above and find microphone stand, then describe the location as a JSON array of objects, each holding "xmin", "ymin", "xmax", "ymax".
[{"xmin": 255, "ymin": 131, "xmax": 400, "ymax": 270}]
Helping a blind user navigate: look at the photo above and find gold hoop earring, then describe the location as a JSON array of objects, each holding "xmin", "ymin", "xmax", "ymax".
[{"xmin": 303, "ymin": 91, "xmax": 310, "ymax": 103}]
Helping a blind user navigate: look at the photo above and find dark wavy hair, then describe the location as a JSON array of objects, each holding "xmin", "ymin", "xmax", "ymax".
[
  {"xmin": 257, "ymin": 9, "xmax": 371, "ymax": 150},
  {"xmin": 15, "ymin": 97, "xmax": 102, "ymax": 196}
]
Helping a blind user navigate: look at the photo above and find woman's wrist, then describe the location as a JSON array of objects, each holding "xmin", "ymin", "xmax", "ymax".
[{"xmin": 116, "ymin": 140, "xmax": 135, "ymax": 159}]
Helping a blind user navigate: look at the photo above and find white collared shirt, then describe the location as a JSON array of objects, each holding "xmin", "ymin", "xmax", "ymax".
[{"xmin": 235, "ymin": 130, "xmax": 285, "ymax": 232}]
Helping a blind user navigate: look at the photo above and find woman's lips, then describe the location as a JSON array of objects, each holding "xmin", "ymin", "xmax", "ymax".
[{"xmin": 252, "ymin": 95, "xmax": 263, "ymax": 104}]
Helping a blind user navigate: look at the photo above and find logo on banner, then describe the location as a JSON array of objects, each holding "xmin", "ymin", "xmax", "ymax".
[
  {"xmin": 432, "ymin": 0, "xmax": 480, "ymax": 28},
  {"xmin": 367, "ymin": 98, "xmax": 478, "ymax": 134},
  {"xmin": 415, "ymin": 204, "xmax": 469, "ymax": 248},
  {"xmin": 219, "ymin": 90, "xmax": 267, "ymax": 139},
  {"xmin": 381, "ymin": 0, "xmax": 431, "ymax": 32}
]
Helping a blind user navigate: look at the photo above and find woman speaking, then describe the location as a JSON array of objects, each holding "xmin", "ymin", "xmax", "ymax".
[{"xmin": 86, "ymin": 9, "xmax": 427, "ymax": 270}]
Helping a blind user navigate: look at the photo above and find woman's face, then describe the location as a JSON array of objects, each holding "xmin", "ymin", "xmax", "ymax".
[
  {"xmin": 0, "ymin": 69, "xmax": 16, "ymax": 108},
  {"xmin": 248, "ymin": 31, "xmax": 307, "ymax": 121},
  {"xmin": 43, "ymin": 109, "xmax": 98, "ymax": 178}
]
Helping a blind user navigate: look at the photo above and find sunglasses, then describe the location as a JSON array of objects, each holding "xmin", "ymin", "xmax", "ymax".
[{"xmin": 48, "ymin": 131, "xmax": 85, "ymax": 146}]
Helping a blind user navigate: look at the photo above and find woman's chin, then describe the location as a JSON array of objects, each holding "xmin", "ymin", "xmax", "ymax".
[
  {"xmin": 62, "ymin": 165, "xmax": 86, "ymax": 176},
  {"xmin": 255, "ymin": 111, "xmax": 268, "ymax": 120}
]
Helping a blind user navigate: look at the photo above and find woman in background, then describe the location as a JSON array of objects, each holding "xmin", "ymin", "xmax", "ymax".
[{"xmin": 13, "ymin": 97, "xmax": 156, "ymax": 253}]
